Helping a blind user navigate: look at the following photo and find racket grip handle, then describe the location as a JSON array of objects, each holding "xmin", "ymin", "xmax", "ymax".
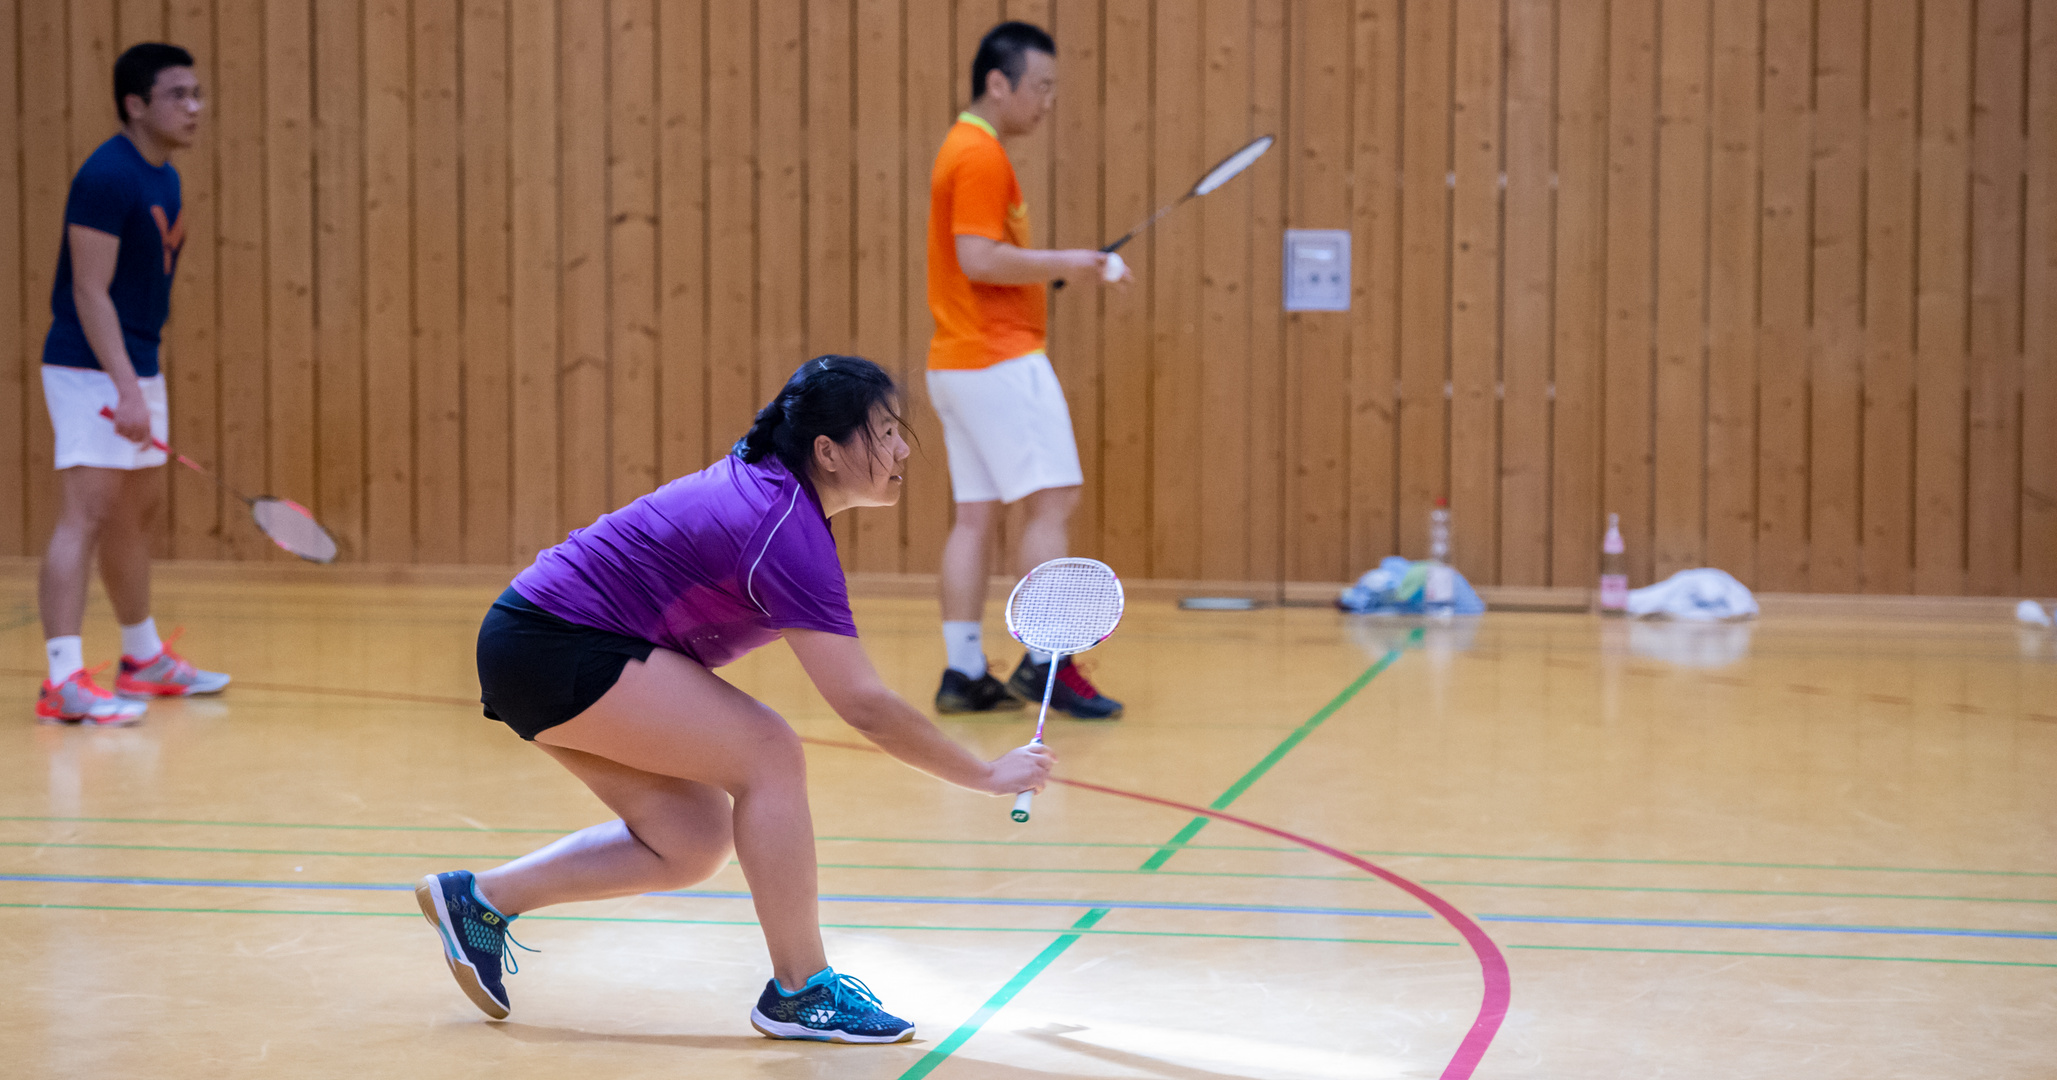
[
  {"xmin": 98, "ymin": 405, "xmax": 170, "ymax": 451},
  {"xmin": 1010, "ymin": 790, "xmax": 1034, "ymax": 823}
]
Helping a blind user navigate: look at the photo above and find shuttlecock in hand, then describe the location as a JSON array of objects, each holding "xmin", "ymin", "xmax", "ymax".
[{"xmin": 1101, "ymin": 252, "xmax": 1127, "ymax": 283}]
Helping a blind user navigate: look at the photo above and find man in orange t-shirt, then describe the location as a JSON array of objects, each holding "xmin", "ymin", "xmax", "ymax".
[{"xmin": 926, "ymin": 21, "xmax": 1131, "ymax": 720}]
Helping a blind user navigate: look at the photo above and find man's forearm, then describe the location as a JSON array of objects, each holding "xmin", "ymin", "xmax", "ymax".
[{"xmin": 73, "ymin": 287, "xmax": 142, "ymax": 393}]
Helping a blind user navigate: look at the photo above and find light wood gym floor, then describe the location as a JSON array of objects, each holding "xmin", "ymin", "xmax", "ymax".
[{"xmin": 0, "ymin": 569, "xmax": 2051, "ymax": 1079}]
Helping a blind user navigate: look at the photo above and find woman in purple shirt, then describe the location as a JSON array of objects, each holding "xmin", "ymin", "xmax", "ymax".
[{"xmin": 417, "ymin": 356, "xmax": 1052, "ymax": 1043}]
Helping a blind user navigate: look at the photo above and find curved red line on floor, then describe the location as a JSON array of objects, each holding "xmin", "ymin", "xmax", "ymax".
[{"xmin": 799, "ymin": 735, "xmax": 1510, "ymax": 1079}]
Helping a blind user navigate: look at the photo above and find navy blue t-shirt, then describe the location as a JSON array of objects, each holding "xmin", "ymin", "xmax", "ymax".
[{"xmin": 43, "ymin": 135, "xmax": 184, "ymax": 378}]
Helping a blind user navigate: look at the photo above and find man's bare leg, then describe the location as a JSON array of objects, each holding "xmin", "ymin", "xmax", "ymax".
[{"xmin": 39, "ymin": 467, "xmax": 129, "ymax": 641}]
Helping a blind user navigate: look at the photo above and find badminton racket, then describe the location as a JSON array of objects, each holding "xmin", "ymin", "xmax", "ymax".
[
  {"xmin": 100, "ymin": 406, "xmax": 339, "ymax": 563},
  {"xmin": 1003, "ymin": 557, "xmax": 1126, "ymax": 822},
  {"xmin": 1053, "ymin": 134, "xmax": 1274, "ymax": 289}
]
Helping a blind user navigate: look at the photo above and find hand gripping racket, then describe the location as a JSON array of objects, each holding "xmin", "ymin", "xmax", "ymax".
[
  {"xmin": 1053, "ymin": 134, "xmax": 1274, "ymax": 289},
  {"xmin": 1004, "ymin": 557, "xmax": 1126, "ymax": 822},
  {"xmin": 100, "ymin": 406, "xmax": 340, "ymax": 563}
]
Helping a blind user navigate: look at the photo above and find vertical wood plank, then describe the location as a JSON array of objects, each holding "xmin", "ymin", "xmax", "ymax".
[
  {"xmin": 1862, "ymin": 0, "xmax": 1918, "ymax": 593},
  {"xmin": 1395, "ymin": 0, "xmax": 1452, "ymax": 564},
  {"xmin": 212, "ymin": 0, "xmax": 267, "ymax": 559},
  {"xmin": 461, "ymin": 0, "xmax": 513, "ymax": 563},
  {"xmin": 1704, "ymin": 0, "xmax": 1759, "ymax": 584},
  {"xmin": 1288, "ymin": 0, "xmax": 1353, "ymax": 581},
  {"xmin": 757, "ymin": 0, "xmax": 803, "ymax": 412},
  {"xmin": 1551, "ymin": 0, "xmax": 1608, "ymax": 588},
  {"xmin": 0, "ymin": 0, "xmax": 22, "ymax": 555},
  {"xmin": 903, "ymin": 0, "xmax": 954, "ymax": 574},
  {"xmin": 851, "ymin": 0, "xmax": 900, "ymax": 571},
  {"xmin": 1448, "ymin": 0, "xmax": 1502, "ymax": 583},
  {"xmin": 1809, "ymin": 0, "xmax": 1865, "ymax": 591},
  {"xmin": 806, "ymin": 0, "xmax": 854, "ymax": 360},
  {"xmin": 1756, "ymin": 0, "xmax": 1811, "ymax": 590},
  {"xmin": 558, "ymin": 0, "xmax": 609, "ymax": 530},
  {"xmin": 705, "ymin": 0, "xmax": 754, "ymax": 506},
  {"xmin": 414, "ymin": 0, "xmax": 463, "ymax": 562},
  {"xmin": 1199, "ymin": 0, "xmax": 1256, "ymax": 580},
  {"xmin": 69, "ymin": 0, "xmax": 116, "ymax": 165},
  {"xmin": 1499, "ymin": 0, "xmax": 1552, "ymax": 585},
  {"xmin": 1965, "ymin": 0, "xmax": 2025, "ymax": 594},
  {"xmin": 1150, "ymin": 0, "xmax": 1203, "ymax": 579},
  {"xmin": 1603, "ymin": 0, "xmax": 1657, "ymax": 585},
  {"xmin": 1915, "ymin": 0, "xmax": 1973, "ymax": 594},
  {"xmin": 610, "ymin": 0, "xmax": 659, "ymax": 505},
  {"xmin": 1651, "ymin": 0, "xmax": 1709, "ymax": 580},
  {"xmin": 1247, "ymin": 0, "xmax": 1288, "ymax": 585},
  {"xmin": 1098, "ymin": 1, "xmax": 1151, "ymax": 576},
  {"xmin": 364, "ymin": 0, "xmax": 414, "ymax": 560},
  {"xmin": 656, "ymin": 0, "xmax": 707, "ymax": 481},
  {"xmin": 2025, "ymin": 0, "xmax": 2057, "ymax": 594},
  {"xmin": 509, "ymin": 0, "xmax": 561, "ymax": 559},
  {"xmin": 265, "ymin": 0, "xmax": 316, "ymax": 553},
  {"xmin": 1044, "ymin": 0, "xmax": 1102, "ymax": 563},
  {"xmin": 116, "ymin": 0, "xmax": 161, "ymax": 44},
  {"xmin": 314, "ymin": 0, "xmax": 367, "ymax": 561},
  {"xmin": 22, "ymin": 1, "xmax": 69, "ymax": 555}
]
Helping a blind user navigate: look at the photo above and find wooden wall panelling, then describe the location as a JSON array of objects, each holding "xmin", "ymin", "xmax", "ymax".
[
  {"xmin": 1247, "ymin": 0, "xmax": 1286, "ymax": 586},
  {"xmin": 1046, "ymin": 0, "xmax": 1103, "ymax": 564},
  {"xmin": 1098, "ymin": 1, "xmax": 1151, "ymax": 576},
  {"xmin": 212, "ymin": 0, "xmax": 266, "ymax": 560},
  {"xmin": 1150, "ymin": 0, "xmax": 1202, "ymax": 580},
  {"xmin": 2027, "ymin": 0, "xmax": 2057, "ymax": 595},
  {"xmin": 1198, "ymin": 0, "xmax": 1255, "ymax": 581},
  {"xmin": 413, "ymin": 0, "xmax": 462, "ymax": 561},
  {"xmin": 264, "ymin": 0, "xmax": 315, "ymax": 562},
  {"xmin": 1651, "ymin": 0, "xmax": 1708, "ymax": 580},
  {"xmin": 557, "ymin": 0, "xmax": 609, "ymax": 532},
  {"xmin": 1755, "ymin": 0, "xmax": 1810, "ymax": 590},
  {"xmin": 1807, "ymin": 0, "xmax": 1865, "ymax": 591},
  {"xmin": 364, "ymin": 0, "xmax": 414, "ymax": 561},
  {"xmin": 1288, "ymin": 0, "xmax": 1353, "ymax": 582},
  {"xmin": 1965, "ymin": 0, "xmax": 2027, "ymax": 595},
  {"xmin": 509, "ymin": 0, "xmax": 561, "ymax": 560},
  {"xmin": 703, "ymin": 0, "xmax": 752, "ymax": 516},
  {"xmin": 805, "ymin": 0, "xmax": 854, "ymax": 362},
  {"xmin": 68, "ymin": 2, "xmax": 115, "ymax": 165},
  {"xmin": 1703, "ymin": 0, "xmax": 1758, "ymax": 585},
  {"xmin": 1861, "ymin": 0, "xmax": 1919, "ymax": 594},
  {"xmin": 461, "ymin": 0, "xmax": 513, "ymax": 564},
  {"xmin": 756, "ymin": 0, "xmax": 803, "ymax": 415},
  {"xmin": 1343, "ymin": 0, "xmax": 1398, "ymax": 580},
  {"xmin": 902, "ymin": 0, "xmax": 952, "ymax": 575},
  {"xmin": 609, "ymin": 0, "xmax": 658, "ymax": 509},
  {"xmin": 1602, "ymin": 0, "xmax": 1656, "ymax": 586},
  {"xmin": 1915, "ymin": 0, "xmax": 1973, "ymax": 594},
  {"xmin": 314, "ymin": 0, "xmax": 366, "ymax": 561},
  {"xmin": 656, "ymin": 0, "xmax": 708, "ymax": 483},
  {"xmin": 1394, "ymin": 0, "xmax": 1451, "ymax": 565},
  {"xmin": 851, "ymin": 0, "xmax": 901, "ymax": 572},
  {"xmin": 1, "ymin": 0, "xmax": 22, "ymax": 556},
  {"xmin": 1449, "ymin": 0, "xmax": 1502, "ymax": 583},
  {"xmin": 1498, "ymin": 0, "xmax": 1552, "ymax": 586},
  {"xmin": 1549, "ymin": 0, "xmax": 1607, "ymax": 588},
  {"xmin": 21, "ymin": 1, "xmax": 67, "ymax": 555}
]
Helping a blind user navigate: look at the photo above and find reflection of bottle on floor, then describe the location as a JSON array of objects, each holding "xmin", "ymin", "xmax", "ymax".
[
  {"xmin": 1599, "ymin": 512, "xmax": 1628, "ymax": 616},
  {"xmin": 1426, "ymin": 498, "xmax": 1456, "ymax": 619}
]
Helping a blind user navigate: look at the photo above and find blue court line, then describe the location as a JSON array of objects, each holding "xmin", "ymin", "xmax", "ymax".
[{"xmin": 4, "ymin": 872, "xmax": 2053, "ymax": 941}]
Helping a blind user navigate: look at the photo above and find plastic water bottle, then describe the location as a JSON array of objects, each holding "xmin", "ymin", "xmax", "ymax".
[
  {"xmin": 1425, "ymin": 498, "xmax": 1456, "ymax": 617},
  {"xmin": 1598, "ymin": 512, "xmax": 1628, "ymax": 615}
]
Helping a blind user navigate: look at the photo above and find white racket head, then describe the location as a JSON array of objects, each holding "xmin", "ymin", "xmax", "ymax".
[
  {"xmin": 1005, "ymin": 558, "xmax": 1125, "ymax": 655},
  {"xmin": 251, "ymin": 497, "xmax": 339, "ymax": 563},
  {"xmin": 1191, "ymin": 135, "xmax": 1274, "ymax": 196}
]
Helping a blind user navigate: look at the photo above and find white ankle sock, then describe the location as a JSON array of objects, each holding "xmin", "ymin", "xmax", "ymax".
[
  {"xmin": 942, "ymin": 621, "xmax": 986, "ymax": 678},
  {"xmin": 46, "ymin": 636, "xmax": 85, "ymax": 683},
  {"xmin": 120, "ymin": 617, "xmax": 162, "ymax": 661}
]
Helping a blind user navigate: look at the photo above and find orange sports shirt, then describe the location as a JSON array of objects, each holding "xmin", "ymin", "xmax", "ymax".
[{"xmin": 927, "ymin": 114, "xmax": 1046, "ymax": 370}]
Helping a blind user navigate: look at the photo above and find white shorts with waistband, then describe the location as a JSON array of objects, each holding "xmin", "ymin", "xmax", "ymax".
[
  {"xmin": 42, "ymin": 364, "xmax": 170, "ymax": 470},
  {"xmin": 925, "ymin": 351, "xmax": 1084, "ymax": 505}
]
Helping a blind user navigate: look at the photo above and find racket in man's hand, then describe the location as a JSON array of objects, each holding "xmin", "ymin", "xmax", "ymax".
[
  {"xmin": 1003, "ymin": 557, "xmax": 1126, "ymax": 822},
  {"xmin": 100, "ymin": 406, "xmax": 340, "ymax": 563},
  {"xmin": 1053, "ymin": 134, "xmax": 1274, "ymax": 289}
]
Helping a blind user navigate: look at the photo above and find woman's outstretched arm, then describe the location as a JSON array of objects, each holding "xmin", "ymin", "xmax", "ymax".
[{"xmin": 784, "ymin": 628, "xmax": 1052, "ymax": 795}]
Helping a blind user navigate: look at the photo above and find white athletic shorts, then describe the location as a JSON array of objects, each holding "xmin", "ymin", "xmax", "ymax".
[
  {"xmin": 42, "ymin": 364, "xmax": 169, "ymax": 470},
  {"xmin": 925, "ymin": 351, "xmax": 1084, "ymax": 505}
]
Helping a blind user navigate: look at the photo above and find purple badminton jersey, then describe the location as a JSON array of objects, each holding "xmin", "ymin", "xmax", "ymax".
[{"xmin": 510, "ymin": 454, "xmax": 857, "ymax": 668}]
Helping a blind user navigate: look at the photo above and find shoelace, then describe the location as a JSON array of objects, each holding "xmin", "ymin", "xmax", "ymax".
[
  {"xmin": 137, "ymin": 627, "xmax": 195, "ymax": 677},
  {"xmin": 823, "ymin": 972, "xmax": 887, "ymax": 1014},
  {"xmin": 64, "ymin": 662, "xmax": 118, "ymax": 697},
  {"xmin": 489, "ymin": 918, "xmax": 539, "ymax": 975}
]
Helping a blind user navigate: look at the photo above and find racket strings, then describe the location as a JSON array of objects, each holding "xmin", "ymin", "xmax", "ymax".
[
  {"xmin": 251, "ymin": 499, "xmax": 340, "ymax": 563},
  {"xmin": 1006, "ymin": 560, "xmax": 1124, "ymax": 654}
]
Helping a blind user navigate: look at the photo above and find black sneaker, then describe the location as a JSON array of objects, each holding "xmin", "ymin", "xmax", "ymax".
[
  {"xmin": 749, "ymin": 967, "xmax": 915, "ymax": 1043},
  {"xmin": 1007, "ymin": 655, "xmax": 1123, "ymax": 720},
  {"xmin": 935, "ymin": 667, "xmax": 1023, "ymax": 713}
]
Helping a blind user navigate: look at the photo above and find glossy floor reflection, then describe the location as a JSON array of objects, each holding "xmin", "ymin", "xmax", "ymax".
[{"xmin": 0, "ymin": 571, "xmax": 2052, "ymax": 1078}]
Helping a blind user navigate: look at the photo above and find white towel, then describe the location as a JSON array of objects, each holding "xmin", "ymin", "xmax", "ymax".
[{"xmin": 1626, "ymin": 568, "xmax": 1759, "ymax": 621}]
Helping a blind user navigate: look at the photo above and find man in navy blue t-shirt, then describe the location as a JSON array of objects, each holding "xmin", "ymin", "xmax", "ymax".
[{"xmin": 36, "ymin": 43, "xmax": 229, "ymax": 725}]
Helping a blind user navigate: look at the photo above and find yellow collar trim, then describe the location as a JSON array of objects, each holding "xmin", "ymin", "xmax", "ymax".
[{"xmin": 957, "ymin": 111, "xmax": 998, "ymax": 139}]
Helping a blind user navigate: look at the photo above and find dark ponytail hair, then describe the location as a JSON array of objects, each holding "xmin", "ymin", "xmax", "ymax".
[{"xmin": 733, "ymin": 355, "xmax": 902, "ymax": 479}]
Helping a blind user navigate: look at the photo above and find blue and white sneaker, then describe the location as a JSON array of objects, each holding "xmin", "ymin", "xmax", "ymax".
[
  {"xmin": 415, "ymin": 870, "xmax": 534, "ymax": 1019},
  {"xmin": 749, "ymin": 967, "xmax": 915, "ymax": 1043}
]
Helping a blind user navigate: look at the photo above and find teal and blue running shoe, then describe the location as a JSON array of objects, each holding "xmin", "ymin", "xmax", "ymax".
[
  {"xmin": 416, "ymin": 870, "xmax": 534, "ymax": 1019},
  {"xmin": 749, "ymin": 967, "xmax": 915, "ymax": 1043}
]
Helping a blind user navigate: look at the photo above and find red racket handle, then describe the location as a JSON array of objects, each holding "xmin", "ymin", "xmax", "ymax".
[{"xmin": 98, "ymin": 405, "xmax": 206, "ymax": 473}]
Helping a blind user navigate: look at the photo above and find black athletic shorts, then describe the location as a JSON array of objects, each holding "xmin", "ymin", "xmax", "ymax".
[{"xmin": 476, "ymin": 587, "xmax": 656, "ymax": 741}]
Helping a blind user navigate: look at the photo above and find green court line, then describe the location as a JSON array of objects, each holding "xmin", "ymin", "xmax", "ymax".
[
  {"xmin": 7, "ymin": 815, "xmax": 2049, "ymax": 878},
  {"xmin": 896, "ymin": 638, "xmax": 1416, "ymax": 1080}
]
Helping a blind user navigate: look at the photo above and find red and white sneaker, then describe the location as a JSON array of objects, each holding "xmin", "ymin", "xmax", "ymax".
[
  {"xmin": 37, "ymin": 664, "xmax": 148, "ymax": 726},
  {"xmin": 116, "ymin": 629, "xmax": 232, "ymax": 698}
]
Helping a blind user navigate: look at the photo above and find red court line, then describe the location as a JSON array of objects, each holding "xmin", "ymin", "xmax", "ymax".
[{"xmin": 801, "ymin": 735, "xmax": 1511, "ymax": 1080}]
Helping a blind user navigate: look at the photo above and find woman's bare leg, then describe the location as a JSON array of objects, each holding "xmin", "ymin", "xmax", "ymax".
[{"xmin": 520, "ymin": 648, "xmax": 828, "ymax": 991}]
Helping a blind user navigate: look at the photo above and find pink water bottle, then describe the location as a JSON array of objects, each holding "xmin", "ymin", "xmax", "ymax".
[{"xmin": 1598, "ymin": 512, "xmax": 1628, "ymax": 614}]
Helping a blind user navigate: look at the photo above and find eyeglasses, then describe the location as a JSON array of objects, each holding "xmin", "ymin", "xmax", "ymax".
[{"xmin": 149, "ymin": 86, "xmax": 206, "ymax": 106}]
